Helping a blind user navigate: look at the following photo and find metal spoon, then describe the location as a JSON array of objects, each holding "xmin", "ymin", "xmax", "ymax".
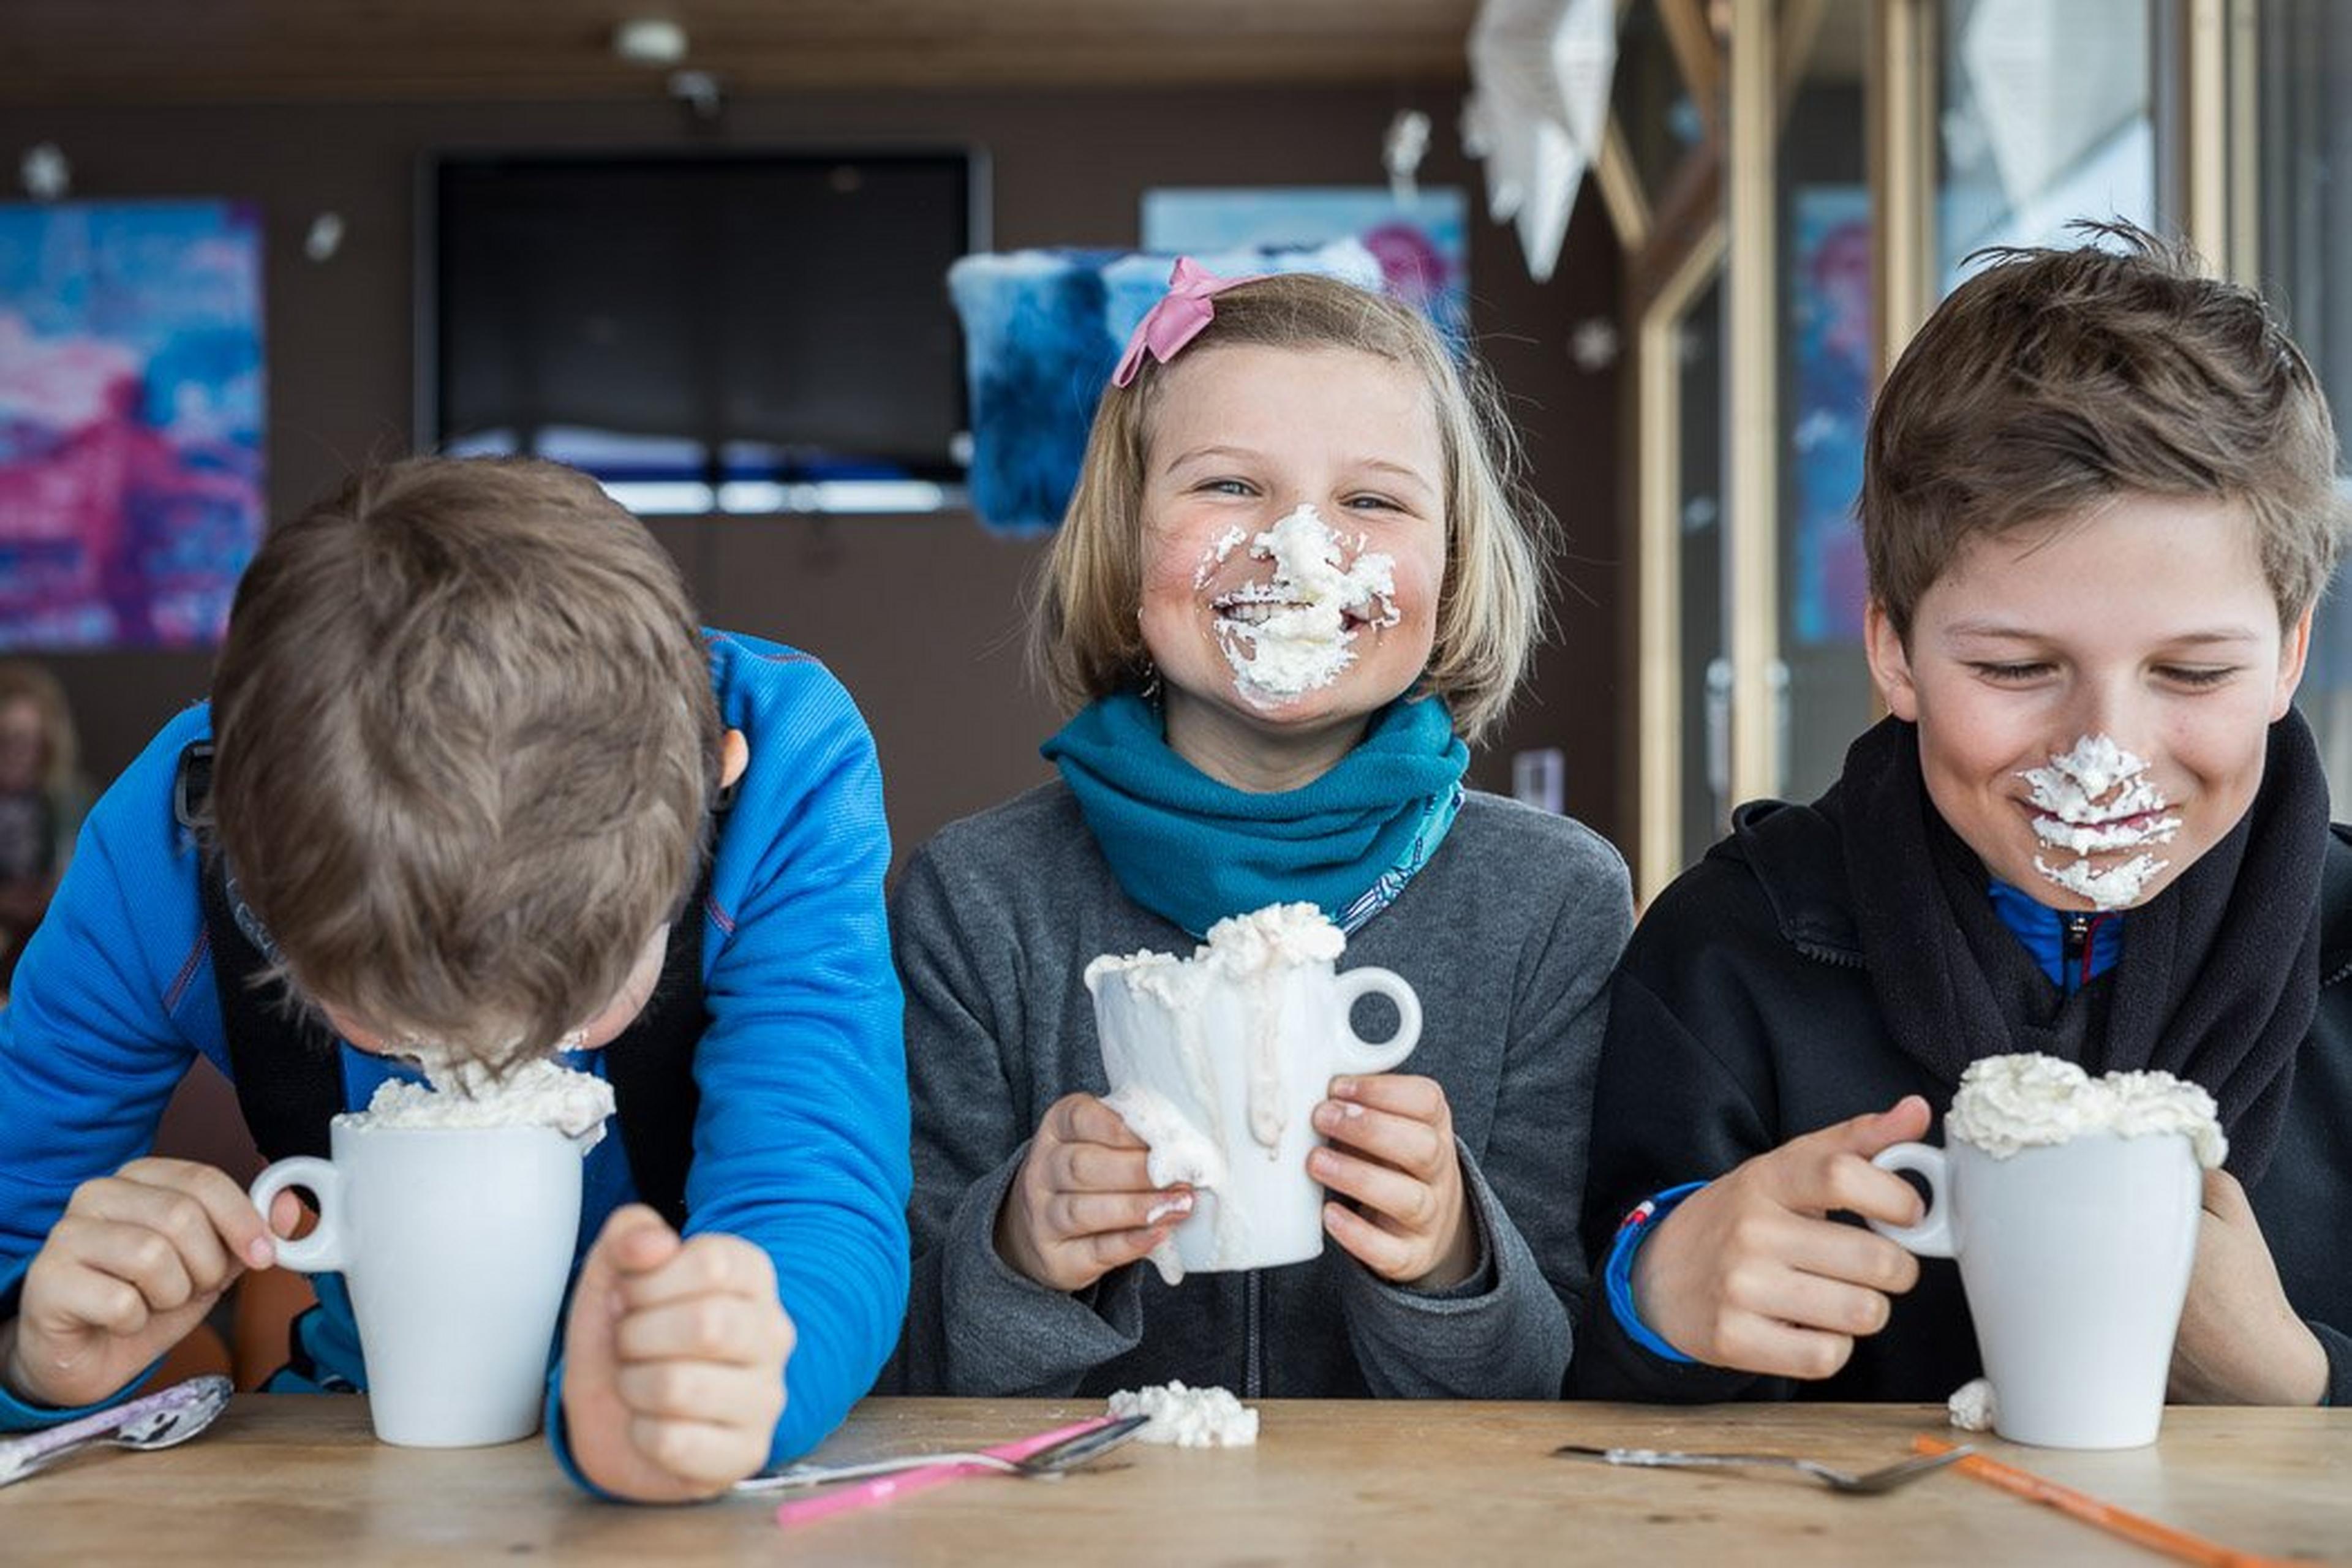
[
  {"xmin": 736, "ymin": 1413, "xmax": 1150, "ymax": 1493},
  {"xmin": 1554, "ymin": 1441, "xmax": 1974, "ymax": 1494},
  {"xmin": 0, "ymin": 1374, "xmax": 234, "ymax": 1487}
]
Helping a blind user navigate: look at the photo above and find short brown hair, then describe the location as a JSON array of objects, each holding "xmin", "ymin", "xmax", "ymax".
[
  {"xmin": 1032, "ymin": 272, "xmax": 1555, "ymax": 744},
  {"xmin": 209, "ymin": 456, "xmax": 719, "ymax": 1071},
  {"xmin": 1864, "ymin": 221, "xmax": 2346, "ymax": 640}
]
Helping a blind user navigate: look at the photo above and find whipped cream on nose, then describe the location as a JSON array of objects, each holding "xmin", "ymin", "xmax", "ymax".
[
  {"xmin": 1206, "ymin": 505, "xmax": 1398, "ymax": 709},
  {"xmin": 2019, "ymin": 733, "xmax": 2181, "ymax": 909}
]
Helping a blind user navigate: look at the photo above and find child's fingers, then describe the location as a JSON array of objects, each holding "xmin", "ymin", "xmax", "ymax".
[
  {"xmin": 614, "ymin": 1292, "xmax": 787, "ymax": 1368},
  {"xmin": 1327, "ymin": 1073, "xmax": 1450, "ymax": 1124},
  {"xmin": 107, "ymin": 1158, "xmax": 279, "ymax": 1268},
  {"xmin": 28, "ymin": 1250, "xmax": 155, "ymax": 1338},
  {"xmin": 1322, "ymin": 1200, "xmax": 1417, "ymax": 1278},
  {"xmin": 1313, "ymin": 1099, "xmax": 1449, "ymax": 1180},
  {"xmin": 69, "ymin": 1182, "xmax": 242, "ymax": 1294},
  {"xmin": 1046, "ymin": 1093, "xmax": 1147, "ymax": 1150},
  {"xmin": 1774, "ymin": 1213, "xmax": 1921, "ymax": 1296},
  {"xmin": 1776, "ymin": 1144, "xmax": 1926, "ymax": 1227},
  {"xmin": 44, "ymin": 1215, "xmax": 201, "ymax": 1314},
  {"xmin": 627, "ymin": 1413, "xmax": 769, "ymax": 1488},
  {"xmin": 1728, "ymin": 1261, "xmax": 1896, "ymax": 1340},
  {"xmin": 615, "ymin": 1232, "xmax": 777, "ymax": 1311},
  {"xmin": 1079, "ymin": 1224, "xmax": 1174, "ymax": 1275},
  {"xmin": 612, "ymin": 1358, "xmax": 781, "ymax": 1425},
  {"xmin": 1052, "ymin": 1139, "xmax": 1160, "ymax": 1194},
  {"xmin": 594, "ymin": 1203, "xmax": 685, "ymax": 1276},
  {"xmin": 1308, "ymin": 1145, "xmax": 1441, "ymax": 1235},
  {"xmin": 1045, "ymin": 1189, "xmax": 1191, "ymax": 1244},
  {"xmin": 1708, "ymin": 1311, "xmax": 1861, "ymax": 1382}
]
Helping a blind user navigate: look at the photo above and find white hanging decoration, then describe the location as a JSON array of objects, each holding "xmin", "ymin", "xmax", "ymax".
[
  {"xmin": 1464, "ymin": 0, "xmax": 1618, "ymax": 282},
  {"xmin": 20, "ymin": 143, "xmax": 69, "ymax": 202},
  {"xmin": 1382, "ymin": 109, "xmax": 1432, "ymax": 205}
]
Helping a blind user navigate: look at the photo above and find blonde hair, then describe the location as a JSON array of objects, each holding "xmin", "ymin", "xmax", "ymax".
[
  {"xmin": 1033, "ymin": 272, "xmax": 1555, "ymax": 744},
  {"xmin": 0, "ymin": 661, "xmax": 80, "ymax": 798},
  {"xmin": 208, "ymin": 456, "xmax": 719, "ymax": 1072},
  {"xmin": 1867, "ymin": 222, "xmax": 2347, "ymax": 640}
]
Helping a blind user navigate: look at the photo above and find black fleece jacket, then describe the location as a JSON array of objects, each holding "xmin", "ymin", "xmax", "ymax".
[{"xmin": 1570, "ymin": 795, "xmax": 2352, "ymax": 1408}]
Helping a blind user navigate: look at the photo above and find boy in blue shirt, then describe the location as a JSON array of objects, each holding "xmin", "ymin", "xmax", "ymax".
[
  {"xmin": 0, "ymin": 456, "xmax": 910, "ymax": 1499},
  {"xmin": 1575, "ymin": 224, "xmax": 2351, "ymax": 1408}
]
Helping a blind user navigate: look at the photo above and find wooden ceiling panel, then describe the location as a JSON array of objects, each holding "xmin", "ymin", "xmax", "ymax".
[{"xmin": 0, "ymin": 0, "xmax": 1480, "ymax": 102}]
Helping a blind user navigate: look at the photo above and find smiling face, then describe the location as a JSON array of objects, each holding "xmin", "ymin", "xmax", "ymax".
[
  {"xmin": 1136, "ymin": 343, "xmax": 1446, "ymax": 782},
  {"xmin": 1865, "ymin": 492, "xmax": 2312, "ymax": 911}
]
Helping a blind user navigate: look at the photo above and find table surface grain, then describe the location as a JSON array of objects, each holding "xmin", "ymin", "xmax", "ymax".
[{"xmin": 4, "ymin": 1395, "xmax": 2345, "ymax": 1565}]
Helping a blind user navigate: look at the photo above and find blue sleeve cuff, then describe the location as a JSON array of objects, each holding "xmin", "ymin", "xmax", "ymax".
[{"xmin": 1602, "ymin": 1181, "xmax": 1708, "ymax": 1366}]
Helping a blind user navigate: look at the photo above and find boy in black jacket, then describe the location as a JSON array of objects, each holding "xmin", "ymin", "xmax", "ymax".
[{"xmin": 1574, "ymin": 223, "xmax": 2352, "ymax": 1408}]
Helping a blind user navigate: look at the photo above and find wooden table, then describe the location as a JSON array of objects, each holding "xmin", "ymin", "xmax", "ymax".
[{"xmin": 4, "ymin": 1395, "xmax": 2344, "ymax": 1564}]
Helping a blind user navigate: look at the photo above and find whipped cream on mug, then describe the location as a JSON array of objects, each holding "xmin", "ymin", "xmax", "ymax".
[
  {"xmin": 1206, "ymin": 505, "xmax": 1398, "ymax": 708},
  {"xmin": 1087, "ymin": 903, "xmax": 1348, "ymax": 1283},
  {"xmin": 2019, "ymin": 734, "xmax": 2182, "ymax": 909},
  {"xmin": 1945, "ymin": 1052, "xmax": 2225, "ymax": 1169},
  {"xmin": 339, "ymin": 1057, "xmax": 617, "ymax": 1148}
]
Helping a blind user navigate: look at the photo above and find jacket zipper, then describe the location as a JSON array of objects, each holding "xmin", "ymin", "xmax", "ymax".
[
  {"xmin": 1244, "ymin": 1269, "xmax": 1263, "ymax": 1399},
  {"xmin": 2062, "ymin": 913, "xmax": 2092, "ymax": 994}
]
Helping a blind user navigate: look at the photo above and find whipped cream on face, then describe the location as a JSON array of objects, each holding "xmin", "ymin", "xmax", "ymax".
[
  {"xmin": 1087, "ymin": 903, "xmax": 1346, "ymax": 1283},
  {"xmin": 1208, "ymin": 505, "xmax": 1398, "ymax": 708},
  {"xmin": 2019, "ymin": 734, "xmax": 2182, "ymax": 910},
  {"xmin": 1106, "ymin": 1381, "xmax": 1259, "ymax": 1447},
  {"xmin": 1945, "ymin": 1052, "xmax": 2225, "ymax": 1168},
  {"xmin": 1193, "ymin": 526, "xmax": 1251, "ymax": 589},
  {"xmin": 338, "ymin": 1057, "xmax": 616, "ymax": 1148}
]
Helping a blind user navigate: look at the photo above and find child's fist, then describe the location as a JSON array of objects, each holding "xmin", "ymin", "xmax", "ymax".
[{"xmin": 559, "ymin": 1205, "xmax": 794, "ymax": 1502}]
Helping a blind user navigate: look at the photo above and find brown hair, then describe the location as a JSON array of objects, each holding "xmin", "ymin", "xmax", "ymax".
[
  {"xmin": 1864, "ymin": 221, "xmax": 2346, "ymax": 641},
  {"xmin": 1032, "ymin": 271, "xmax": 1555, "ymax": 744},
  {"xmin": 208, "ymin": 456, "xmax": 719, "ymax": 1072},
  {"xmin": 0, "ymin": 660, "xmax": 80, "ymax": 798}
]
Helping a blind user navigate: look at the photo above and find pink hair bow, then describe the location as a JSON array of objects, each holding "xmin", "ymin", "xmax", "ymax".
[{"xmin": 1111, "ymin": 257, "xmax": 1264, "ymax": 388}]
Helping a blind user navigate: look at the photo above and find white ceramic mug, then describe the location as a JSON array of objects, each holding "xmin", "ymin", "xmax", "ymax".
[
  {"xmin": 1093, "ymin": 960, "xmax": 1420, "ymax": 1274},
  {"xmin": 1869, "ymin": 1130, "xmax": 2203, "ymax": 1449},
  {"xmin": 248, "ymin": 1120, "xmax": 584, "ymax": 1447}
]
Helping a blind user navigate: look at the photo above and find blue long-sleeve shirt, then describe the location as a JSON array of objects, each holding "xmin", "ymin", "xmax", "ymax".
[{"xmin": 0, "ymin": 630, "xmax": 910, "ymax": 1483}]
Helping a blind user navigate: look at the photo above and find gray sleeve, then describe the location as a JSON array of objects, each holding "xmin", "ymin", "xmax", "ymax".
[
  {"xmin": 885, "ymin": 845, "xmax": 1144, "ymax": 1395},
  {"xmin": 1334, "ymin": 1138, "xmax": 1569, "ymax": 1398},
  {"xmin": 1335, "ymin": 829, "xmax": 1635, "ymax": 1400}
]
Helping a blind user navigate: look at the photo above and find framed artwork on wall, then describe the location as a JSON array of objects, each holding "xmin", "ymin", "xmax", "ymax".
[{"xmin": 0, "ymin": 200, "xmax": 265, "ymax": 650}]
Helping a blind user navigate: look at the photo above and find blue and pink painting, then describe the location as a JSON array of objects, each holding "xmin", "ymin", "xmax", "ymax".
[{"xmin": 0, "ymin": 200, "xmax": 265, "ymax": 650}]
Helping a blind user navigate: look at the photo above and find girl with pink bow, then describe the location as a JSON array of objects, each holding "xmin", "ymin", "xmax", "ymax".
[{"xmin": 886, "ymin": 260, "xmax": 1632, "ymax": 1401}]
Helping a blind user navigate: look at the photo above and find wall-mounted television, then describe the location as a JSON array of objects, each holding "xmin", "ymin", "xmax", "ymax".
[{"xmin": 420, "ymin": 149, "xmax": 986, "ymax": 514}]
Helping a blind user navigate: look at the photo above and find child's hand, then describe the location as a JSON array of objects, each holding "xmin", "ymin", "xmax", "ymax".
[
  {"xmin": 1310, "ymin": 1074, "xmax": 1477, "ymax": 1290},
  {"xmin": 1631, "ymin": 1098, "xmax": 1931, "ymax": 1378},
  {"xmin": 996, "ymin": 1093, "xmax": 1192, "ymax": 1293},
  {"xmin": 2167, "ymin": 1169, "xmax": 2328, "ymax": 1405},
  {"xmin": 1, "ymin": 1157, "xmax": 282, "ymax": 1409},
  {"xmin": 560, "ymin": 1205, "xmax": 794, "ymax": 1502}
]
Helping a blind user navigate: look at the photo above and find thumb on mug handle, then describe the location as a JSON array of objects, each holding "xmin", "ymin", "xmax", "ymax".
[
  {"xmin": 1866, "ymin": 1143, "xmax": 1954, "ymax": 1258},
  {"xmin": 248, "ymin": 1156, "xmax": 346, "ymax": 1273}
]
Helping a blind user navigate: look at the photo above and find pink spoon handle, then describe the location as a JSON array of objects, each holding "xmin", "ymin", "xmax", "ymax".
[{"xmin": 774, "ymin": 1415, "xmax": 1114, "ymax": 1528}]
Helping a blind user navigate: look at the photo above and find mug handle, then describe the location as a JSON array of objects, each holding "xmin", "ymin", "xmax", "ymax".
[
  {"xmin": 1331, "ymin": 967, "xmax": 1421, "ymax": 1075},
  {"xmin": 248, "ymin": 1156, "xmax": 347, "ymax": 1273},
  {"xmin": 1866, "ymin": 1142, "xmax": 1953, "ymax": 1257}
]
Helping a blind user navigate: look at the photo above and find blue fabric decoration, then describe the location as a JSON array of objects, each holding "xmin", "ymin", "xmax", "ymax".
[
  {"xmin": 1041, "ymin": 689, "xmax": 1468, "ymax": 938},
  {"xmin": 946, "ymin": 241, "xmax": 1386, "ymax": 534}
]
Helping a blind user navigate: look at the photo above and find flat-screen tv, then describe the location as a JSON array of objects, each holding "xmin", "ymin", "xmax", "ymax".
[{"xmin": 421, "ymin": 149, "xmax": 984, "ymax": 513}]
